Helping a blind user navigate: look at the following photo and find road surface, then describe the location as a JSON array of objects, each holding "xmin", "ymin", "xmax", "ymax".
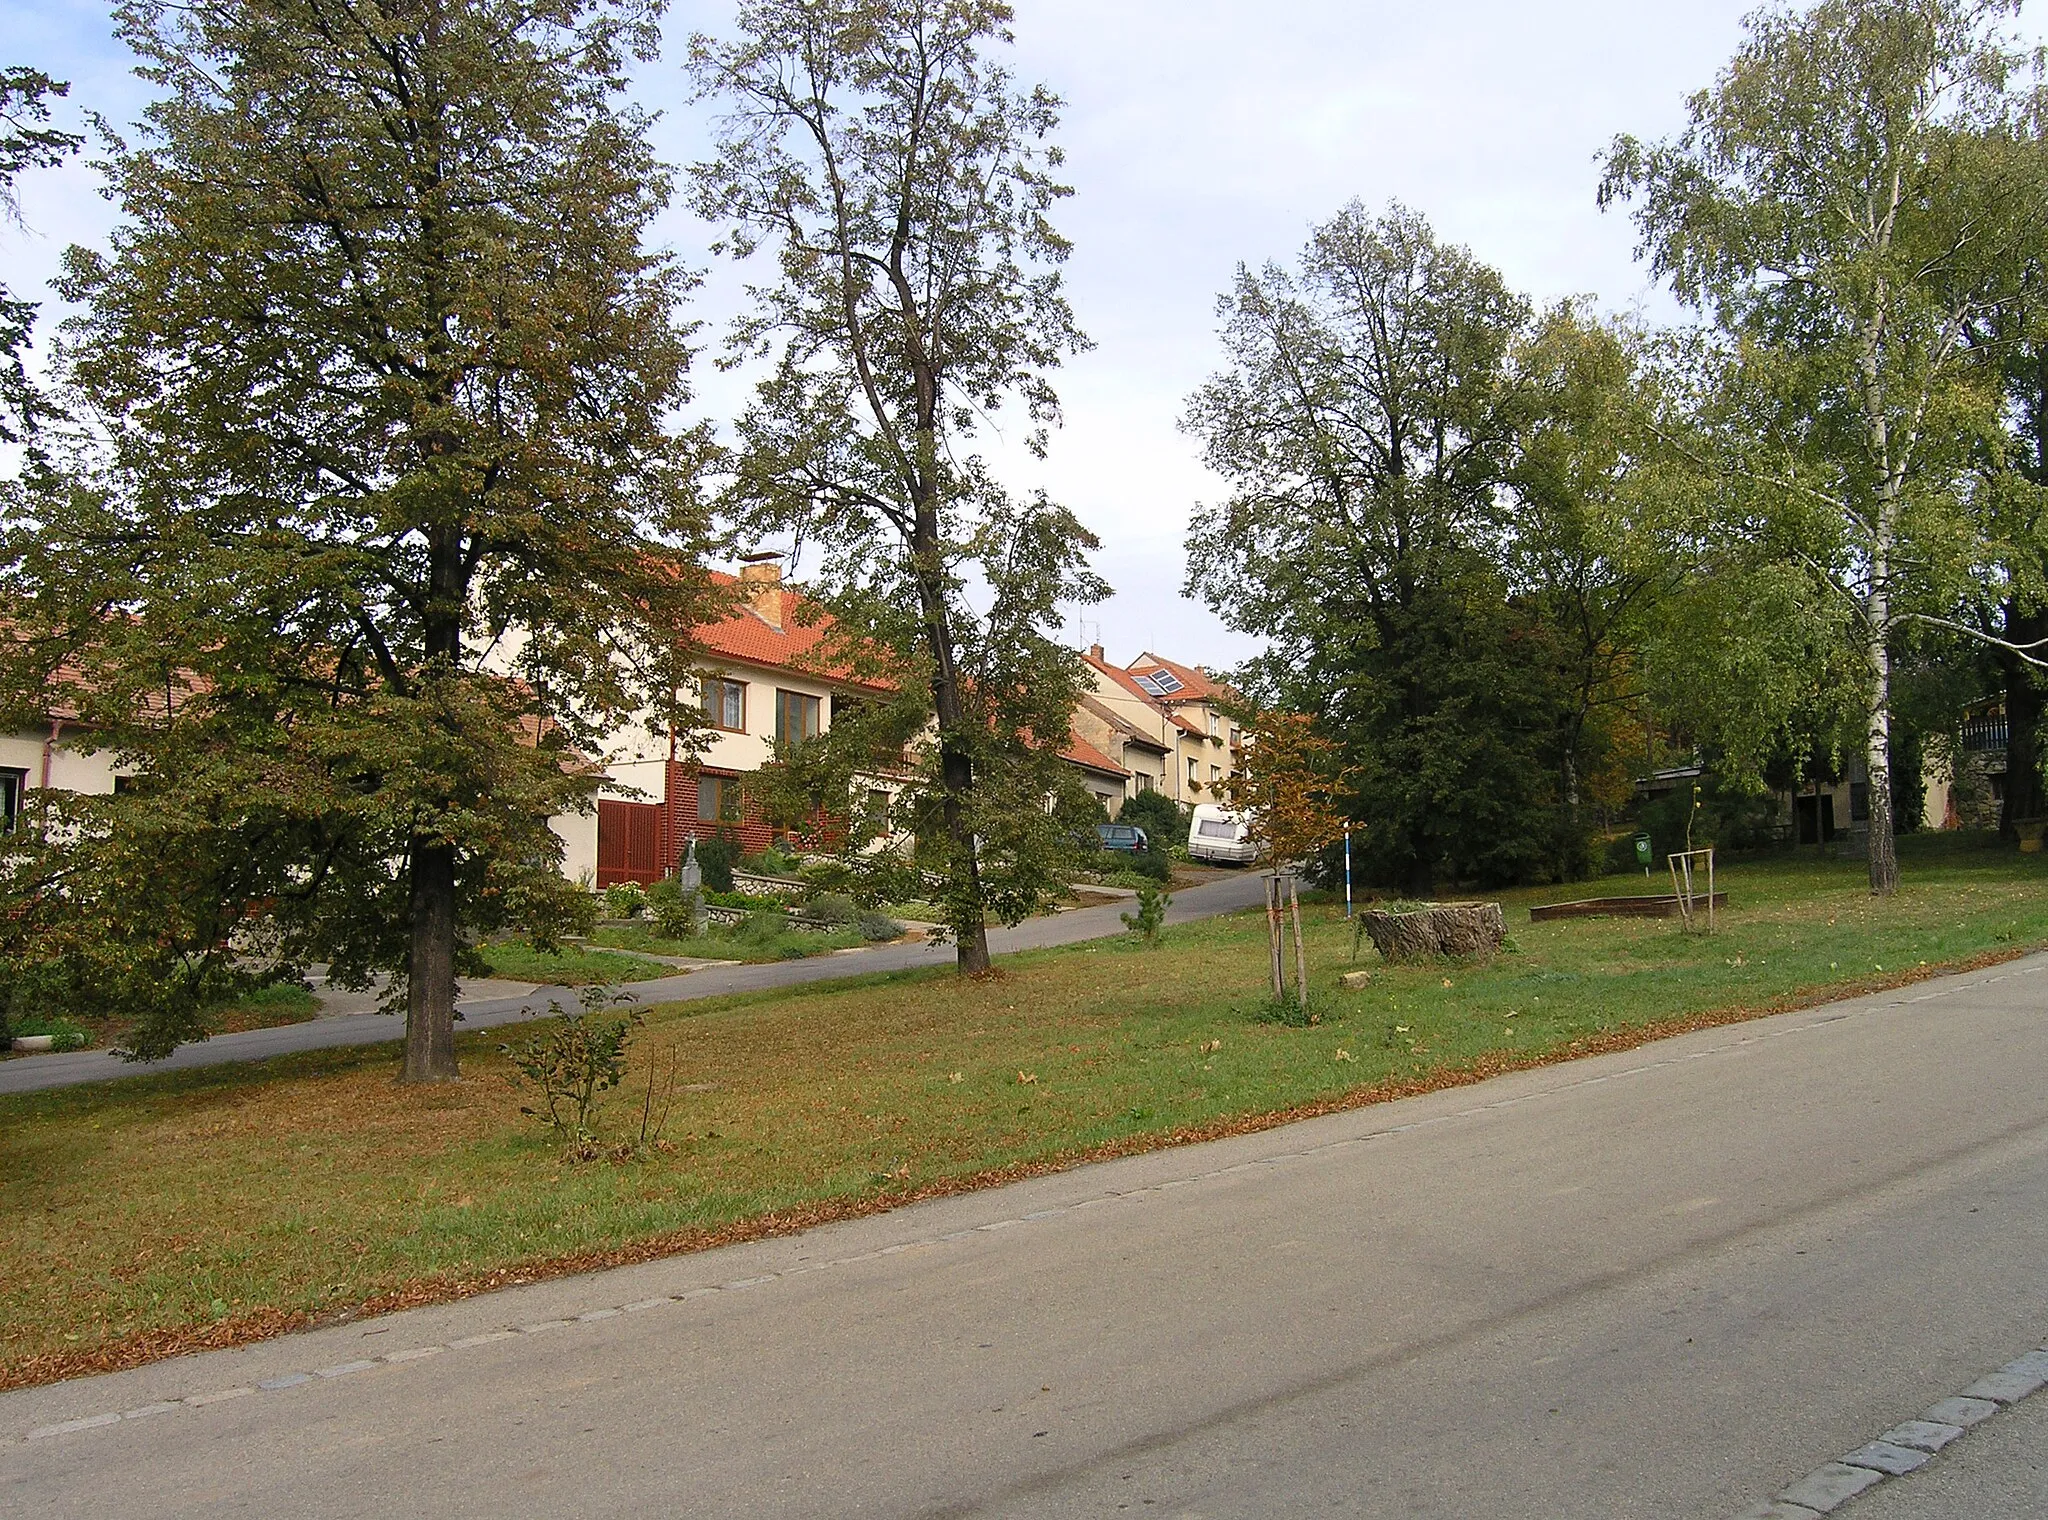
[{"xmin": 3, "ymin": 951, "xmax": 2046, "ymax": 1517}]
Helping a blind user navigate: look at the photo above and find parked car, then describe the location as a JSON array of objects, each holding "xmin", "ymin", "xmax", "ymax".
[
  {"xmin": 1095, "ymin": 822, "xmax": 1150, "ymax": 853},
  {"xmin": 1187, "ymin": 804, "xmax": 1255, "ymax": 865}
]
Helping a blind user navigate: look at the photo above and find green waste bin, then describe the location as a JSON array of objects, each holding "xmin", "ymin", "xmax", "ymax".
[{"xmin": 1633, "ymin": 834, "xmax": 1653, "ymax": 867}]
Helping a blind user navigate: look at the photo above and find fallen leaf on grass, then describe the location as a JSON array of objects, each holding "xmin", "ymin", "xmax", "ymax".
[
  {"xmin": 1441, "ymin": 979, "xmax": 1453, "ymax": 989},
  {"xmin": 1199, "ymin": 1040, "xmax": 1222, "ymax": 1054},
  {"xmin": 1334, "ymin": 1050, "xmax": 1355, "ymax": 1063},
  {"xmin": 947, "ymin": 1072, "xmax": 964, "ymax": 1084},
  {"xmin": 1016, "ymin": 1071, "xmax": 1037, "ymax": 1085}
]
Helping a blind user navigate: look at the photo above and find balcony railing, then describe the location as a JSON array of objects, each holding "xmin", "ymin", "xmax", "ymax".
[{"xmin": 1962, "ymin": 717, "xmax": 2009, "ymax": 754}]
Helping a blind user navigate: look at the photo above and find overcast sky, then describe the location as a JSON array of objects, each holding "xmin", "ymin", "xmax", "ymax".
[{"xmin": 12, "ymin": 0, "xmax": 2011, "ymax": 674}]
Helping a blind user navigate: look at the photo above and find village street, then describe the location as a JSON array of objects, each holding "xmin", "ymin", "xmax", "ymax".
[{"xmin": 6, "ymin": 952, "xmax": 2048, "ymax": 1517}]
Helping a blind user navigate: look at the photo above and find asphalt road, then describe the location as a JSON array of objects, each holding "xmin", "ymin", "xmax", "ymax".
[
  {"xmin": 0, "ymin": 872, "xmax": 1270, "ymax": 1096},
  {"xmin": 5, "ymin": 951, "xmax": 2048, "ymax": 1517}
]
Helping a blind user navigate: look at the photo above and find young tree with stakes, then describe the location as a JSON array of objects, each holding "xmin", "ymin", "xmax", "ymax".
[
  {"xmin": 688, "ymin": 0, "xmax": 1105, "ymax": 974},
  {"xmin": 5, "ymin": 0, "xmax": 712, "ymax": 1077}
]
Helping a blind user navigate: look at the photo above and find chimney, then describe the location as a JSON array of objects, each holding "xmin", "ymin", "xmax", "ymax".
[
  {"xmin": 1088, "ymin": 643, "xmax": 1104, "ymax": 661},
  {"xmin": 738, "ymin": 552, "xmax": 784, "ymax": 630}
]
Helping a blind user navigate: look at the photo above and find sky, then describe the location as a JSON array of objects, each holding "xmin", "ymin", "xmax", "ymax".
[{"xmin": 0, "ymin": 0, "xmax": 1929, "ymax": 674}]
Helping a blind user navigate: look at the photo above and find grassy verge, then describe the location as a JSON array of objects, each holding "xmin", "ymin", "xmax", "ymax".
[
  {"xmin": 585, "ymin": 921, "xmax": 878, "ymax": 963},
  {"xmin": 214, "ymin": 984, "xmax": 321, "ymax": 1034},
  {"xmin": 474, "ymin": 942, "xmax": 678, "ymax": 985},
  {"xmin": 2, "ymin": 984, "xmax": 320, "ymax": 1060},
  {"xmin": 2, "ymin": 835, "xmax": 2042, "ymax": 1389}
]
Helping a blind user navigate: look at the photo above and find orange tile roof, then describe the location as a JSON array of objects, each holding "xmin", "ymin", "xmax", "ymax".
[
  {"xmin": 1061, "ymin": 730, "xmax": 1128, "ymax": 778},
  {"xmin": 692, "ymin": 572, "xmax": 897, "ymax": 693},
  {"xmin": 1127, "ymin": 652, "xmax": 1229, "ymax": 704},
  {"xmin": 1082, "ymin": 650, "xmax": 1163, "ymax": 707}
]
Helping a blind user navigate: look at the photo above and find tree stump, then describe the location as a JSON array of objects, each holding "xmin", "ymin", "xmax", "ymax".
[{"xmin": 1361, "ymin": 902, "xmax": 1505, "ymax": 963}]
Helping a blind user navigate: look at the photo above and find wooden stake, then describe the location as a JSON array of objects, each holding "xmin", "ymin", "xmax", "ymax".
[
  {"xmin": 1288, "ymin": 874, "xmax": 1309, "ymax": 1017},
  {"xmin": 1264, "ymin": 873, "xmax": 1284, "ymax": 1000}
]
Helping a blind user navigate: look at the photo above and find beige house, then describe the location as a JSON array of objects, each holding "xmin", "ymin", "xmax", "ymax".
[
  {"xmin": 589, "ymin": 557, "xmax": 909, "ymax": 886},
  {"xmin": 1078, "ymin": 646, "xmax": 1242, "ymax": 808},
  {"xmin": 0, "ymin": 714, "xmax": 126, "ymax": 826}
]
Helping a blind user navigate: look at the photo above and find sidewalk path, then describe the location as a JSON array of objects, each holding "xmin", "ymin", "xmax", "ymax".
[{"xmin": 0, "ymin": 872, "xmax": 1268, "ymax": 1097}]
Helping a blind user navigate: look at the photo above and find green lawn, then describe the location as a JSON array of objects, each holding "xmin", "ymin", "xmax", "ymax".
[
  {"xmin": 474, "ymin": 942, "xmax": 679, "ymax": 985},
  {"xmin": 586, "ymin": 920, "xmax": 877, "ymax": 963},
  {"xmin": 3, "ymin": 834, "xmax": 2042, "ymax": 1390}
]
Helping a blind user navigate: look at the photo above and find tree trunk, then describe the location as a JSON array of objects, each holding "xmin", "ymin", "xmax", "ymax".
[
  {"xmin": 1864, "ymin": 630, "xmax": 1900, "ymax": 896},
  {"xmin": 940, "ymin": 732, "xmax": 991, "ymax": 975},
  {"xmin": 1361, "ymin": 901, "xmax": 1504, "ymax": 962},
  {"xmin": 911, "ymin": 503, "xmax": 990, "ymax": 976},
  {"xmin": 402, "ymin": 526, "xmax": 467, "ymax": 1081},
  {"xmin": 2000, "ymin": 606, "xmax": 2047, "ymax": 835},
  {"xmin": 401, "ymin": 837, "xmax": 460, "ymax": 1082}
]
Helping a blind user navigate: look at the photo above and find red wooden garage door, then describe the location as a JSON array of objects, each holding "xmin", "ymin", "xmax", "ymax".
[{"xmin": 596, "ymin": 799, "xmax": 663, "ymax": 887}]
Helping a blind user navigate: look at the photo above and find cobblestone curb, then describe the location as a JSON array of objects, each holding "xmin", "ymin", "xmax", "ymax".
[{"xmin": 1729, "ymin": 1347, "xmax": 2048, "ymax": 1517}]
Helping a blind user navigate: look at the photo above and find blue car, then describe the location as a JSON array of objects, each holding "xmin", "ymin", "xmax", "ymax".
[{"xmin": 1096, "ymin": 823, "xmax": 1150, "ymax": 853}]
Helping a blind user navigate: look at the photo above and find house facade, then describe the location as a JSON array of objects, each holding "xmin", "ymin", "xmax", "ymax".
[
  {"xmin": 0, "ymin": 713, "xmax": 125, "ymax": 827},
  {"xmin": 590, "ymin": 557, "xmax": 910, "ymax": 887},
  {"xmin": 1078, "ymin": 646, "xmax": 1242, "ymax": 809}
]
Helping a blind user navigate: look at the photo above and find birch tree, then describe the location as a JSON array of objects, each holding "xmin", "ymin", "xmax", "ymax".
[{"xmin": 1601, "ymin": 0, "xmax": 2040, "ymax": 892}]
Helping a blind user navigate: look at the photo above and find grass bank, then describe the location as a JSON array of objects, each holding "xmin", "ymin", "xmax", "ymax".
[
  {"xmin": 2, "ymin": 834, "xmax": 2042, "ymax": 1389},
  {"xmin": 585, "ymin": 919, "xmax": 880, "ymax": 964}
]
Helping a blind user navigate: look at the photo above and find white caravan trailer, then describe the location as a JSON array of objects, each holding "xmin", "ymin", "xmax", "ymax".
[{"xmin": 1187, "ymin": 804, "xmax": 1255, "ymax": 865}]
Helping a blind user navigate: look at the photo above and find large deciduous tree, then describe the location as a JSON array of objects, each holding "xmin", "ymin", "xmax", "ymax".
[
  {"xmin": 3, "ymin": 0, "xmax": 711, "ymax": 1075},
  {"xmin": 1187, "ymin": 202, "xmax": 1653, "ymax": 892},
  {"xmin": 1601, "ymin": 0, "xmax": 2044, "ymax": 893},
  {"xmin": 688, "ymin": 0, "xmax": 1105, "ymax": 973}
]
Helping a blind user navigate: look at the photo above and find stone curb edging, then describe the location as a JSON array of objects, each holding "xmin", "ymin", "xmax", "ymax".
[{"xmin": 1730, "ymin": 1348, "xmax": 2048, "ymax": 1517}]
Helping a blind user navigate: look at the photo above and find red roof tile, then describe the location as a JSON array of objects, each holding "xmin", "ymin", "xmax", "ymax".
[
  {"xmin": 1126, "ymin": 652, "xmax": 1229, "ymax": 704},
  {"xmin": 692, "ymin": 572, "xmax": 896, "ymax": 693},
  {"xmin": 1082, "ymin": 651, "xmax": 1163, "ymax": 707},
  {"xmin": 1061, "ymin": 731, "xmax": 1128, "ymax": 778}
]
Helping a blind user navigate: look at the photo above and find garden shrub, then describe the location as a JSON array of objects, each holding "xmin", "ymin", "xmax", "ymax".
[
  {"xmin": 1120, "ymin": 881, "xmax": 1170, "ymax": 944},
  {"xmin": 856, "ymin": 911, "xmax": 904, "ymax": 942},
  {"xmin": 1128, "ymin": 845, "xmax": 1173, "ymax": 882},
  {"xmin": 805, "ymin": 892, "xmax": 857, "ymax": 926},
  {"xmin": 798, "ymin": 858, "xmax": 854, "ymax": 893},
  {"xmin": 603, "ymin": 881, "xmax": 647, "ymax": 920},
  {"xmin": 748, "ymin": 845, "xmax": 799, "ymax": 879},
  {"xmin": 1117, "ymin": 790, "xmax": 1190, "ymax": 848},
  {"xmin": 501, "ymin": 985, "xmax": 642, "ymax": 1145},
  {"xmin": 689, "ymin": 832, "xmax": 738, "ymax": 893},
  {"xmin": 644, "ymin": 878, "xmax": 698, "ymax": 939},
  {"xmin": 734, "ymin": 908, "xmax": 791, "ymax": 945}
]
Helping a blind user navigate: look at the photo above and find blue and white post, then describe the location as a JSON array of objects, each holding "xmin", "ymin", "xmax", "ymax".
[{"xmin": 1344, "ymin": 823, "xmax": 1353, "ymax": 919}]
